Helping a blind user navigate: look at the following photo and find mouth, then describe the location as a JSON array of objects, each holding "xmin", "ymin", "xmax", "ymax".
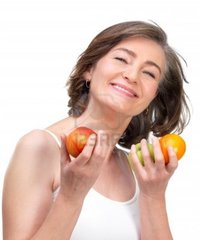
[{"xmin": 110, "ymin": 82, "xmax": 138, "ymax": 98}]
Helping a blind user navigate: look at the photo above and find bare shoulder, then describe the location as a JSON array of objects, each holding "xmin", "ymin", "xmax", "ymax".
[
  {"xmin": 17, "ymin": 129, "xmax": 60, "ymax": 153},
  {"xmin": 6, "ymin": 129, "xmax": 61, "ymax": 189},
  {"xmin": 2, "ymin": 129, "xmax": 61, "ymax": 239}
]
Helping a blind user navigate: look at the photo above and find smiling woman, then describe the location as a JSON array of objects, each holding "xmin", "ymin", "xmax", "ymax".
[
  {"xmin": 2, "ymin": 21, "xmax": 190, "ymax": 240},
  {"xmin": 67, "ymin": 22, "xmax": 190, "ymax": 146},
  {"xmin": 83, "ymin": 37, "xmax": 165, "ymax": 118}
]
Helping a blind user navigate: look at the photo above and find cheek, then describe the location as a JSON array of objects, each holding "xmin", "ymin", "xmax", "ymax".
[
  {"xmin": 90, "ymin": 67, "xmax": 115, "ymax": 92},
  {"xmin": 145, "ymin": 82, "xmax": 158, "ymax": 96},
  {"xmin": 93, "ymin": 59, "xmax": 117, "ymax": 79}
]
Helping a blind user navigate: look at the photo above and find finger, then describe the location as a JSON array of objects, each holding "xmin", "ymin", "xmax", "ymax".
[
  {"xmin": 96, "ymin": 130, "xmax": 112, "ymax": 156},
  {"xmin": 88, "ymin": 130, "xmax": 112, "ymax": 166},
  {"xmin": 152, "ymin": 137, "xmax": 165, "ymax": 169},
  {"xmin": 74, "ymin": 133, "xmax": 97, "ymax": 166},
  {"xmin": 60, "ymin": 135, "xmax": 71, "ymax": 166},
  {"xmin": 130, "ymin": 144, "xmax": 144, "ymax": 176},
  {"xmin": 166, "ymin": 146, "xmax": 178, "ymax": 174},
  {"xmin": 140, "ymin": 139, "xmax": 154, "ymax": 169}
]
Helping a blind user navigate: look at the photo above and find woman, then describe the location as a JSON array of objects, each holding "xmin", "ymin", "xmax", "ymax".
[{"xmin": 2, "ymin": 21, "xmax": 190, "ymax": 239}]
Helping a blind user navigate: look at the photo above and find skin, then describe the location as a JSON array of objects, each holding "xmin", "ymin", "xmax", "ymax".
[{"xmin": 2, "ymin": 37, "xmax": 178, "ymax": 240}]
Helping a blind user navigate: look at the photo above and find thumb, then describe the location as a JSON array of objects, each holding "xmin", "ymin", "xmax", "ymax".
[{"xmin": 60, "ymin": 135, "xmax": 71, "ymax": 166}]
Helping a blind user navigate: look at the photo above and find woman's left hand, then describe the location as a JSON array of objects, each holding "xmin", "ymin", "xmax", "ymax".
[{"xmin": 130, "ymin": 137, "xmax": 178, "ymax": 199}]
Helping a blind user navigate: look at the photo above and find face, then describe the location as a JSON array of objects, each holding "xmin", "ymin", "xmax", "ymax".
[{"xmin": 84, "ymin": 37, "xmax": 166, "ymax": 117}]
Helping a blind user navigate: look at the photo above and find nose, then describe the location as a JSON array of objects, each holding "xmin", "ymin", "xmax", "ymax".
[{"xmin": 122, "ymin": 66, "xmax": 139, "ymax": 84}]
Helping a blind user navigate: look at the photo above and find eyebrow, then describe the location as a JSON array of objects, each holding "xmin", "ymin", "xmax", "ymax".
[{"xmin": 114, "ymin": 47, "xmax": 162, "ymax": 74}]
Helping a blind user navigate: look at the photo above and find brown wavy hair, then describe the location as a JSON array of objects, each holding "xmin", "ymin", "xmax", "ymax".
[{"xmin": 66, "ymin": 21, "xmax": 191, "ymax": 148}]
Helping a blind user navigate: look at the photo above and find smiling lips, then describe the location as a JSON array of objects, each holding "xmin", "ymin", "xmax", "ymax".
[{"xmin": 110, "ymin": 83, "xmax": 138, "ymax": 98}]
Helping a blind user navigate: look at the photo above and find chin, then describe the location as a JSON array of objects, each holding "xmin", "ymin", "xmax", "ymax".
[
  {"xmin": 90, "ymin": 91, "xmax": 139, "ymax": 118},
  {"xmin": 107, "ymin": 100, "xmax": 134, "ymax": 117}
]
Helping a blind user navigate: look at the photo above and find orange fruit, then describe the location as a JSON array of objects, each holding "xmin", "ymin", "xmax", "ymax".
[{"xmin": 159, "ymin": 133, "xmax": 186, "ymax": 164}]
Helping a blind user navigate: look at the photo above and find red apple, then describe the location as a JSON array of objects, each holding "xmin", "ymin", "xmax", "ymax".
[{"xmin": 65, "ymin": 127, "xmax": 96, "ymax": 157}]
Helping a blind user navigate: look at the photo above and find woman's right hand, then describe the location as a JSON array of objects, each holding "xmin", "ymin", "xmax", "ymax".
[{"xmin": 58, "ymin": 130, "xmax": 113, "ymax": 204}]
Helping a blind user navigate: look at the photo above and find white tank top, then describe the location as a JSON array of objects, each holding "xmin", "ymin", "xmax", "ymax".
[
  {"xmin": 70, "ymin": 186, "xmax": 140, "ymax": 240},
  {"xmin": 45, "ymin": 129, "xmax": 140, "ymax": 239}
]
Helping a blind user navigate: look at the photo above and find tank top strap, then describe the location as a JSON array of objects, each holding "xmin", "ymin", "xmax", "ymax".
[
  {"xmin": 115, "ymin": 144, "xmax": 140, "ymax": 192},
  {"xmin": 43, "ymin": 129, "xmax": 61, "ymax": 148}
]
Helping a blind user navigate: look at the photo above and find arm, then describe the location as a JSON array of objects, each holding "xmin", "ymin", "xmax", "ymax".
[
  {"xmin": 139, "ymin": 193, "xmax": 172, "ymax": 240},
  {"xmin": 130, "ymin": 137, "xmax": 178, "ymax": 240},
  {"xmin": 2, "ymin": 130, "xmax": 83, "ymax": 240},
  {"xmin": 3, "ymin": 129, "xmax": 112, "ymax": 240}
]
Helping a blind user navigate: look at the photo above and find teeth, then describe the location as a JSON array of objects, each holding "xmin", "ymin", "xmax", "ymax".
[{"xmin": 113, "ymin": 84, "xmax": 134, "ymax": 96}]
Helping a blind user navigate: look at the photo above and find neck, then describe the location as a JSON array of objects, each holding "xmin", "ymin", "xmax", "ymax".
[{"xmin": 73, "ymin": 100, "xmax": 132, "ymax": 145}]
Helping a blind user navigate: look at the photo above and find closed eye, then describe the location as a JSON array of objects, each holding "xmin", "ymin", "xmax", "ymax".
[
  {"xmin": 143, "ymin": 71, "xmax": 155, "ymax": 79},
  {"xmin": 115, "ymin": 57, "xmax": 127, "ymax": 63}
]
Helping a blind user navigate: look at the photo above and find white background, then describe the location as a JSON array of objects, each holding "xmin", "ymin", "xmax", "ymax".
[{"xmin": 0, "ymin": 0, "xmax": 199, "ymax": 238}]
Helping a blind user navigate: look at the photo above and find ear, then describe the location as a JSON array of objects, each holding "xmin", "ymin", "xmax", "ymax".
[{"xmin": 83, "ymin": 67, "xmax": 94, "ymax": 81}]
